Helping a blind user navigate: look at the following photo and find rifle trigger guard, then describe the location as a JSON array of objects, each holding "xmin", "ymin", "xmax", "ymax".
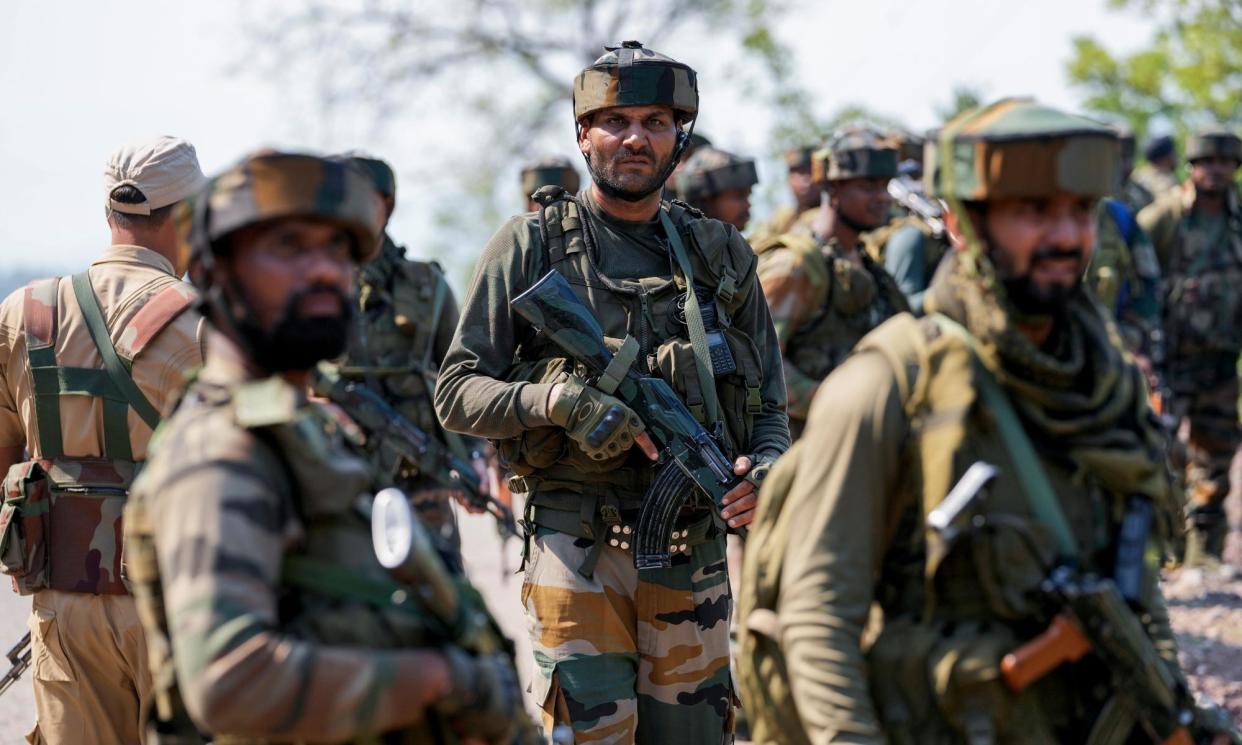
[{"xmin": 598, "ymin": 335, "xmax": 639, "ymax": 395}]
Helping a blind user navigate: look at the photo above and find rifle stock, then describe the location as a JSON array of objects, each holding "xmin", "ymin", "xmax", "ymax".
[{"xmin": 513, "ymin": 270, "xmax": 744, "ymax": 570}]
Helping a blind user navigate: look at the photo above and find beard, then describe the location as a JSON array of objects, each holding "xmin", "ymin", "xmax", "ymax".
[
  {"xmin": 235, "ymin": 285, "xmax": 353, "ymax": 372},
  {"xmin": 587, "ymin": 143, "xmax": 676, "ymax": 202},
  {"xmin": 992, "ymin": 245, "xmax": 1085, "ymax": 316}
]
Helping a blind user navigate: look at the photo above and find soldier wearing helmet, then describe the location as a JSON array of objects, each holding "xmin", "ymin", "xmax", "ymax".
[
  {"xmin": 675, "ymin": 145, "xmax": 759, "ymax": 230},
  {"xmin": 123, "ymin": 151, "xmax": 526, "ymax": 744},
  {"xmin": 738, "ymin": 99, "xmax": 1238, "ymax": 745},
  {"xmin": 753, "ymin": 129, "xmax": 909, "ymax": 438},
  {"xmin": 329, "ymin": 153, "xmax": 493, "ymax": 573},
  {"xmin": 1139, "ymin": 126, "xmax": 1242, "ymax": 570},
  {"xmin": 521, "ymin": 156, "xmax": 582, "ymax": 211},
  {"xmin": 0, "ymin": 136, "xmax": 206, "ymax": 745},
  {"xmin": 436, "ymin": 41, "xmax": 790, "ymax": 743},
  {"xmin": 749, "ymin": 145, "xmax": 821, "ymax": 244}
]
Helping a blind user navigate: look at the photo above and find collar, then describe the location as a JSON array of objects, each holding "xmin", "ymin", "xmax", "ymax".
[{"xmin": 91, "ymin": 244, "xmax": 177, "ymax": 277}]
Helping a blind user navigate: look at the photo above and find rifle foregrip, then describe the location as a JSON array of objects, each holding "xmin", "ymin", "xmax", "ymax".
[{"xmin": 1000, "ymin": 614, "xmax": 1091, "ymax": 692}]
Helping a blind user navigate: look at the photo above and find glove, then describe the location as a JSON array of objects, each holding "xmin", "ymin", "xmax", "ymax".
[
  {"xmin": 743, "ymin": 452, "xmax": 778, "ymax": 489},
  {"xmin": 550, "ymin": 375, "xmax": 645, "ymax": 461},
  {"xmin": 439, "ymin": 647, "xmax": 522, "ymax": 744}
]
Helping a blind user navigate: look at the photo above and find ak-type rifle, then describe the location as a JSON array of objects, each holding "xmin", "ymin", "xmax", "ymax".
[{"xmin": 512, "ymin": 269, "xmax": 746, "ymax": 570}]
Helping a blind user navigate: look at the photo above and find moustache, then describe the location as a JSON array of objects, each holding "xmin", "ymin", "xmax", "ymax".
[
  {"xmin": 614, "ymin": 146, "xmax": 655, "ymax": 162},
  {"xmin": 1029, "ymin": 247, "xmax": 1084, "ymax": 265}
]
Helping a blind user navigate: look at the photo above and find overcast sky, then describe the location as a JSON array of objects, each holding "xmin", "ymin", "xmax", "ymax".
[{"xmin": 0, "ymin": 0, "xmax": 1152, "ymax": 278}]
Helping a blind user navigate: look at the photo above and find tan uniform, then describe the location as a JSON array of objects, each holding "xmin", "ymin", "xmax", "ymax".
[{"xmin": 0, "ymin": 245, "xmax": 204, "ymax": 744}]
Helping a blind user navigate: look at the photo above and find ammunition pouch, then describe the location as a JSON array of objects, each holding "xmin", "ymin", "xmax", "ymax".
[
  {"xmin": 652, "ymin": 326, "xmax": 763, "ymax": 456},
  {"xmin": 1, "ymin": 458, "xmax": 133, "ymax": 596}
]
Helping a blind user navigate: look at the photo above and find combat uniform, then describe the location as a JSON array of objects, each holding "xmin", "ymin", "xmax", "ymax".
[
  {"xmin": 124, "ymin": 151, "xmax": 525, "ymax": 744},
  {"xmin": 756, "ymin": 136, "xmax": 909, "ymax": 437},
  {"xmin": 1131, "ymin": 162, "xmax": 1179, "ymax": 207},
  {"xmin": 435, "ymin": 41, "xmax": 789, "ymax": 745},
  {"xmin": 1087, "ymin": 197, "xmax": 1162, "ymax": 362},
  {"xmin": 737, "ymin": 98, "xmax": 1232, "ymax": 745},
  {"xmin": 1138, "ymin": 129, "xmax": 1242, "ymax": 564},
  {"xmin": 748, "ymin": 146, "xmax": 817, "ymax": 245},
  {"xmin": 0, "ymin": 138, "xmax": 205, "ymax": 745},
  {"xmin": 864, "ymin": 216, "xmax": 950, "ymax": 316}
]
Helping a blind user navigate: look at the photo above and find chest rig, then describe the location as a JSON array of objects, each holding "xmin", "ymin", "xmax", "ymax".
[
  {"xmin": 0, "ymin": 273, "xmax": 193, "ymax": 596},
  {"xmin": 1164, "ymin": 196, "xmax": 1242, "ymax": 357},
  {"xmin": 343, "ymin": 240, "xmax": 449, "ymax": 435}
]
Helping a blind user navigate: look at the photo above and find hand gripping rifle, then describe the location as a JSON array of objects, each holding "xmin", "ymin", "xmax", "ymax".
[
  {"xmin": 0, "ymin": 632, "xmax": 30, "ymax": 697},
  {"xmin": 512, "ymin": 269, "xmax": 746, "ymax": 570},
  {"xmin": 312, "ymin": 367, "xmax": 519, "ymax": 541}
]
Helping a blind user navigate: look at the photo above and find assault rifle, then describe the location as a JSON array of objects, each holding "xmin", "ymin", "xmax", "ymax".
[
  {"xmin": 512, "ymin": 269, "xmax": 747, "ymax": 570},
  {"xmin": 888, "ymin": 175, "xmax": 946, "ymax": 238},
  {"xmin": 312, "ymin": 367, "xmax": 518, "ymax": 541},
  {"xmin": 0, "ymin": 632, "xmax": 29, "ymax": 697}
]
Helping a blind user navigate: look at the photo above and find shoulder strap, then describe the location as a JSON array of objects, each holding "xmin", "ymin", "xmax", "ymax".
[
  {"xmin": 71, "ymin": 272, "xmax": 162, "ymax": 430},
  {"xmin": 659, "ymin": 209, "xmax": 721, "ymax": 429},
  {"xmin": 931, "ymin": 315, "xmax": 1078, "ymax": 560},
  {"xmin": 23, "ymin": 278, "xmax": 65, "ymax": 457},
  {"xmin": 419, "ymin": 265, "xmax": 449, "ymax": 372},
  {"xmin": 115, "ymin": 281, "xmax": 195, "ymax": 362}
]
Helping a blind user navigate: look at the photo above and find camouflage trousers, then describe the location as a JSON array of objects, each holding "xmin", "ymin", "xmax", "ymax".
[
  {"xmin": 1173, "ymin": 355, "xmax": 1241, "ymax": 558},
  {"xmin": 522, "ymin": 526, "xmax": 734, "ymax": 744}
]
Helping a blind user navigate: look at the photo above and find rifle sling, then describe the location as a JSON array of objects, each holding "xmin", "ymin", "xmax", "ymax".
[
  {"xmin": 659, "ymin": 210, "xmax": 720, "ymax": 429},
  {"xmin": 931, "ymin": 315, "xmax": 1079, "ymax": 560}
]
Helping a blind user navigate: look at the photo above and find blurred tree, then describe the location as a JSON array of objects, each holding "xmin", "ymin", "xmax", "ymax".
[
  {"xmin": 238, "ymin": 0, "xmax": 801, "ymax": 282},
  {"xmin": 935, "ymin": 85, "xmax": 986, "ymax": 123},
  {"xmin": 1067, "ymin": 0, "xmax": 1242, "ymax": 141}
]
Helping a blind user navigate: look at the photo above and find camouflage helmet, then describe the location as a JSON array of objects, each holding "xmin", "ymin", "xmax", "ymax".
[
  {"xmin": 1185, "ymin": 127, "xmax": 1242, "ymax": 164},
  {"xmin": 342, "ymin": 153, "xmax": 397, "ymax": 199},
  {"xmin": 926, "ymin": 98, "xmax": 1118, "ymax": 201},
  {"xmin": 784, "ymin": 145, "xmax": 818, "ymax": 172},
  {"xmin": 675, "ymin": 147, "xmax": 758, "ymax": 201},
  {"xmin": 179, "ymin": 151, "xmax": 383, "ymax": 277},
  {"xmin": 811, "ymin": 130, "xmax": 899, "ymax": 183},
  {"xmin": 573, "ymin": 41, "xmax": 698, "ymax": 123},
  {"xmin": 520, "ymin": 156, "xmax": 581, "ymax": 197}
]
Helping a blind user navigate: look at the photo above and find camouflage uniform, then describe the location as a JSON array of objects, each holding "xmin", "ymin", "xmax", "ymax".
[
  {"xmin": 1131, "ymin": 133, "xmax": 1180, "ymax": 209},
  {"xmin": 124, "ymin": 152, "xmax": 525, "ymax": 744},
  {"xmin": 435, "ymin": 42, "xmax": 789, "ymax": 744},
  {"xmin": 0, "ymin": 137, "xmax": 205, "ymax": 745},
  {"xmin": 333, "ymin": 155, "xmax": 473, "ymax": 569},
  {"xmin": 755, "ymin": 134, "xmax": 909, "ymax": 437},
  {"xmin": 739, "ymin": 99, "xmax": 1233, "ymax": 745},
  {"xmin": 1138, "ymin": 128, "xmax": 1242, "ymax": 564},
  {"xmin": 1086, "ymin": 197, "xmax": 1162, "ymax": 361}
]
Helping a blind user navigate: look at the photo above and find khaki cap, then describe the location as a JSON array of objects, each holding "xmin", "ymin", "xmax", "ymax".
[{"xmin": 104, "ymin": 136, "xmax": 206, "ymax": 215}]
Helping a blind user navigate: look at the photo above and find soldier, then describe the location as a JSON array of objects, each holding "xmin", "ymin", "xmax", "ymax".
[
  {"xmin": 521, "ymin": 157, "xmax": 582, "ymax": 212},
  {"xmin": 1113, "ymin": 126, "xmax": 1156, "ymax": 213},
  {"xmin": 1139, "ymin": 127, "xmax": 1242, "ymax": 569},
  {"xmin": 675, "ymin": 146, "xmax": 760, "ymax": 230},
  {"xmin": 0, "ymin": 137, "xmax": 205, "ymax": 745},
  {"xmin": 738, "ymin": 98, "xmax": 1238, "ymax": 745},
  {"xmin": 331, "ymin": 153, "xmax": 491, "ymax": 572},
  {"xmin": 749, "ymin": 145, "xmax": 819, "ymax": 243},
  {"xmin": 1132, "ymin": 133, "xmax": 1180, "ymax": 206},
  {"xmin": 754, "ymin": 130, "xmax": 909, "ymax": 437},
  {"xmin": 123, "ymin": 151, "xmax": 523, "ymax": 743},
  {"xmin": 435, "ymin": 40, "xmax": 790, "ymax": 743}
]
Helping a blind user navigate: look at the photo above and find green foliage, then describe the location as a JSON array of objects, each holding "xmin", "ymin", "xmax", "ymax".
[
  {"xmin": 936, "ymin": 85, "xmax": 986, "ymax": 123},
  {"xmin": 1067, "ymin": 0, "xmax": 1242, "ymax": 141}
]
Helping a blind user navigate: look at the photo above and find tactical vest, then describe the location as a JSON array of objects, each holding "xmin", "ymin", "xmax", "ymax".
[
  {"xmin": 125, "ymin": 379, "xmax": 448, "ymax": 744},
  {"xmin": 739, "ymin": 314, "xmax": 1167, "ymax": 743},
  {"xmin": 501, "ymin": 195, "xmax": 765, "ymax": 505},
  {"xmin": 344, "ymin": 240, "xmax": 449, "ymax": 435},
  {"xmin": 1162, "ymin": 197, "xmax": 1242, "ymax": 362},
  {"xmin": 0, "ymin": 272, "xmax": 193, "ymax": 596},
  {"xmin": 863, "ymin": 214, "xmax": 949, "ymax": 278},
  {"xmin": 755, "ymin": 234, "xmax": 908, "ymax": 385}
]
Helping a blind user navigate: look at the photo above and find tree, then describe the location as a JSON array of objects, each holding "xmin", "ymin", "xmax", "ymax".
[
  {"xmin": 1066, "ymin": 0, "xmax": 1242, "ymax": 141},
  {"xmin": 935, "ymin": 85, "xmax": 986, "ymax": 124},
  {"xmin": 237, "ymin": 0, "xmax": 800, "ymax": 281}
]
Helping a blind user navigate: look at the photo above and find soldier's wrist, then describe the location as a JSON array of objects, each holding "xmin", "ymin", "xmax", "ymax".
[{"xmin": 517, "ymin": 382, "xmax": 558, "ymax": 428}]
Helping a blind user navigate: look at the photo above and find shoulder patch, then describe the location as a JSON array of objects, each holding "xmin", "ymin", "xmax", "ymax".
[
  {"xmin": 22, "ymin": 277, "xmax": 61, "ymax": 349},
  {"xmin": 116, "ymin": 283, "xmax": 197, "ymax": 361},
  {"xmin": 233, "ymin": 377, "xmax": 301, "ymax": 429}
]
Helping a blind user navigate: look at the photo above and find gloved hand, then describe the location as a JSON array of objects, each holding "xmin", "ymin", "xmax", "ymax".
[
  {"xmin": 439, "ymin": 647, "xmax": 522, "ymax": 744},
  {"xmin": 549, "ymin": 374, "xmax": 645, "ymax": 461}
]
